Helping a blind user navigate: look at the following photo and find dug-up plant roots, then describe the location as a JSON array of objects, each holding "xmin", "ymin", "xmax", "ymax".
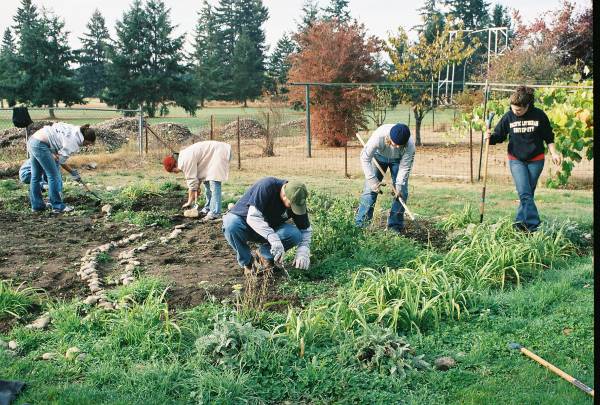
[{"xmin": 240, "ymin": 267, "xmax": 274, "ymax": 313}]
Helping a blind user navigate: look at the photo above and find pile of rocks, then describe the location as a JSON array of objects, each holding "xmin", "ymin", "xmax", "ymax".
[
  {"xmin": 197, "ymin": 118, "xmax": 267, "ymax": 141},
  {"xmin": 0, "ymin": 120, "xmax": 55, "ymax": 148}
]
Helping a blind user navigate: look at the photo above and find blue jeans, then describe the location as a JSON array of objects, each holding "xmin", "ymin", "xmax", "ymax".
[
  {"xmin": 222, "ymin": 213, "xmax": 302, "ymax": 268},
  {"xmin": 27, "ymin": 138, "xmax": 64, "ymax": 211},
  {"xmin": 202, "ymin": 180, "xmax": 222, "ymax": 215},
  {"xmin": 355, "ymin": 158, "xmax": 408, "ymax": 231},
  {"xmin": 19, "ymin": 159, "xmax": 53, "ymax": 187},
  {"xmin": 509, "ymin": 159, "xmax": 544, "ymax": 231}
]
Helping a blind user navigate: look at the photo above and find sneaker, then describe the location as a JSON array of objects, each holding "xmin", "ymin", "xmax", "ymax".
[
  {"xmin": 201, "ymin": 212, "xmax": 221, "ymax": 222},
  {"xmin": 45, "ymin": 202, "xmax": 52, "ymax": 209},
  {"xmin": 52, "ymin": 204, "xmax": 74, "ymax": 214},
  {"xmin": 200, "ymin": 207, "xmax": 210, "ymax": 215}
]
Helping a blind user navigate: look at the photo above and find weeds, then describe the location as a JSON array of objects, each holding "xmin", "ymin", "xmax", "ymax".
[{"xmin": 0, "ymin": 280, "xmax": 42, "ymax": 320}]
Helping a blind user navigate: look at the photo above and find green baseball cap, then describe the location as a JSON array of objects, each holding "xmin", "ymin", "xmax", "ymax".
[{"xmin": 284, "ymin": 181, "xmax": 308, "ymax": 215}]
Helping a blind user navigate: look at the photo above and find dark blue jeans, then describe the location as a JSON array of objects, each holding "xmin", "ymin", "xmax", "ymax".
[
  {"xmin": 355, "ymin": 159, "xmax": 408, "ymax": 231},
  {"xmin": 509, "ymin": 158, "xmax": 544, "ymax": 231},
  {"xmin": 222, "ymin": 213, "xmax": 302, "ymax": 268}
]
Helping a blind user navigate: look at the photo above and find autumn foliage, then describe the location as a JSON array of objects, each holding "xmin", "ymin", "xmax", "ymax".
[{"xmin": 288, "ymin": 20, "xmax": 381, "ymax": 146}]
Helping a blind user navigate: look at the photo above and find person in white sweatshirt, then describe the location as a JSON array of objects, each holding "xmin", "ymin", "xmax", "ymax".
[
  {"xmin": 163, "ymin": 140, "xmax": 232, "ymax": 221},
  {"xmin": 27, "ymin": 122, "xmax": 96, "ymax": 214}
]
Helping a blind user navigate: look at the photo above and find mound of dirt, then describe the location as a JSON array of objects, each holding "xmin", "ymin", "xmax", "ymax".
[
  {"xmin": 198, "ymin": 118, "xmax": 267, "ymax": 141},
  {"xmin": 274, "ymin": 119, "xmax": 305, "ymax": 134},
  {"xmin": 149, "ymin": 122, "xmax": 193, "ymax": 145},
  {"xmin": 0, "ymin": 120, "xmax": 56, "ymax": 148}
]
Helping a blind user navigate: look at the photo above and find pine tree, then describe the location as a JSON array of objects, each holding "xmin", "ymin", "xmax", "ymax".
[
  {"xmin": 491, "ymin": 4, "xmax": 514, "ymax": 40},
  {"xmin": 104, "ymin": 0, "xmax": 196, "ymax": 116},
  {"xmin": 322, "ymin": 0, "xmax": 351, "ymax": 23},
  {"xmin": 213, "ymin": 0, "xmax": 238, "ymax": 100},
  {"xmin": 416, "ymin": 0, "xmax": 445, "ymax": 43},
  {"xmin": 444, "ymin": 0, "xmax": 490, "ymax": 30},
  {"xmin": 266, "ymin": 33, "xmax": 296, "ymax": 94},
  {"xmin": 231, "ymin": 31, "xmax": 262, "ymax": 106},
  {"xmin": 193, "ymin": 0, "xmax": 221, "ymax": 106},
  {"xmin": 0, "ymin": 29, "xmax": 19, "ymax": 107},
  {"xmin": 295, "ymin": 0, "xmax": 320, "ymax": 34},
  {"xmin": 12, "ymin": 1, "xmax": 82, "ymax": 114},
  {"xmin": 76, "ymin": 10, "xmax": 112, "ymax": 98}
]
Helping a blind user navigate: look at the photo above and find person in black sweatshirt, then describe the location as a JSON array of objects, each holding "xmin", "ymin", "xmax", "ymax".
[{"xmin": 485, "ymin": 85, "xmax": 562, "ymax": 232}]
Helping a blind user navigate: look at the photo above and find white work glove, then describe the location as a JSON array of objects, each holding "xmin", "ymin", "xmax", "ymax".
[
  {"xmin": 293, "ymin": 246, "xmax": 310, "ymax": 270},
  {"xmin": 267, "ymin": 233, "xmax": 285, "ymax": 264},
  {"xmin": 367, "ymin": 178, "xmax": 381, "ymax": 193}
]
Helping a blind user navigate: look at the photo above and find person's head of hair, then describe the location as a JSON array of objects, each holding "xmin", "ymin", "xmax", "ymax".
[
  {"xmin": 163, "ymin": 155, "xmax": 177, "ymax": 172},
  {"xmin": 80, "ymin": 124, "xmax": 96, "ymax": 145},
  {"xmin": 509, "ymin": 86, "xmax": 535, "ymax": 108}
]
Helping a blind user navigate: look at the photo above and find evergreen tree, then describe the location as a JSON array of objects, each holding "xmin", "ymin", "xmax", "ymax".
[
  {"xmin": 491, "ymin": 4, "xmax": 514, "ymax": 41},
  {"xmin": 193, "ymin": 0, "xmax": 221, "ymax": 106},
  {"xmin": 104, "ymin": 0, "xmax": 196, "ymax": 116},
  {"xmin": 295, "ymin": 0, "xmax": 320, "ymax": 34},
  {"xmin": 266, "ymin": 32, "xmax": 296, "ymax": 95},
  {"xmin": 444, "ymin": 0, "xmax": 490, "ymax": 30},
  {"xmin": 416, "ymin": 0, "xmax": 445, "ymax": 43},
  {"xmin": 0, "ymin": 28, "xmax": 19, "ymax": 107},
  {"xmin": 76, "ymin": 10, "xmax": 112, "ymax": 98},
  {"xmin": 322, "ymin": 0, "xmax": 351, "ymax": 23},
  {"xmin": 12, "ymin": 1, "xmax": 82, "ymax": 114},
  {"xmin": 231, "ymin": 31, "xmax": 262, "ymax": 106},
  {"xmin": 213, "ymin": 0, "xmax": 238, "ymax": 100}
]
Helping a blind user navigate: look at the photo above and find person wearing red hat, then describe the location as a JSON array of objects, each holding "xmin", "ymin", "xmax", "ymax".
[
  {"xmin": 355, "ymin": 123, "xmax": 415, "ymax": 233},
  {"xmin": 163, "ymin": 140, "xmax": 232, "ymax": 221}
]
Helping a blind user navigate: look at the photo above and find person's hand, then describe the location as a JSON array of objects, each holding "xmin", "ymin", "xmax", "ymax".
[
  {"xmin": 267, "ymin": 233, "xmax": 285, "ymax": 264},
  {"xmin": 70, "ymin": 169, "xmax": 81, "ymax": 182},
  {"xmin": 368, "ymin": 178, "xmax": 381, "ymax": 193},
  {"xmin": 52, "ymin": 153, "xmax": 59, "ymax": 161},
  {"xmin": 293, "ymin": 246, "xmax": 310, "ymax": 270},
  {"xmin": 551, "ymin": 153, "xmax": 562, "ymax": 166},
  {"xmin": 484, "ymin": 129, "xmax": 492, "ymax": 141}
]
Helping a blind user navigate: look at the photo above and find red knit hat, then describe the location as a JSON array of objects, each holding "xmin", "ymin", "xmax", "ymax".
[{"xmin": 163, "ymin": 155, "xmax": 177, "ymax": 172}]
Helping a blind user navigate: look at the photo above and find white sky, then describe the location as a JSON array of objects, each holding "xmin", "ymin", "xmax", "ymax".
[{"xmin": 0, "ymin": 0, "xmax": 592, "ymax": 53}]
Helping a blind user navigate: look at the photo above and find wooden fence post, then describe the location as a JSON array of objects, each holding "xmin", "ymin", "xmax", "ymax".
[
  {"xmin": 469, "ymin": 121, "xmax": 473, "ymax": 183},
  {"xmin": 210, "ymin": 115, "xmax": 214, "ymax": 140},
  {"xmin": 237, "ymin": 116, "xmax": 241, "ymax": 170}
]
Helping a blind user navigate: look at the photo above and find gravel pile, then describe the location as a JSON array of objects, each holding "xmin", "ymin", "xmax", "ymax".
[
  {"xmin": 0, "ymin": 120, "xmax": 55, "ymax": 148},
  {"xmin": 197, "ymin": 118, "xmax": 267, "ymax": 141}
]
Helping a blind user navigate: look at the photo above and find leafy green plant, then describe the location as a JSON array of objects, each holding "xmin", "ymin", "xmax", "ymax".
[
  {"xmin": 437, "ymin": 203, "xmax": 476, "ymax": 231},
  {"xmin": 0, "ymin": 280, "xmax": 42, "ymax": 320}
]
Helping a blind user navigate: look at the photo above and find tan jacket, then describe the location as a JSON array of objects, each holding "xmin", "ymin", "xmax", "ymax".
[{"xmin": 177, "ymin": 141, "xmax": 232, "ymax": 190}]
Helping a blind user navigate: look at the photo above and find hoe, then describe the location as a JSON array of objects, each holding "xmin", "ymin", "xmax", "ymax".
[{"xmin": 508, "ymin": 343, "xmax": 594, "ymax": 397}]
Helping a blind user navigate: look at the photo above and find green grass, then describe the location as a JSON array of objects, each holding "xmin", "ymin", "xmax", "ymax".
[
  {"xmin": 0, "ymin": 170, "xmax": 592, "ymax": 404},
  {"xmin": 0, "ymin": 280, "xmax": 42, "ymax": 320}
]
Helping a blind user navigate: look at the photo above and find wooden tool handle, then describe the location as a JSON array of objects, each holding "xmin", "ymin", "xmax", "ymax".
[{"xmin": 520, "ymin": 348, "xmax": 594, "ymax": 397}]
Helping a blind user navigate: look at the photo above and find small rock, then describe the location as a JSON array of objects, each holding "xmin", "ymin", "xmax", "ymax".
[
  {"xmin": 227, "ymin": 202, "xmax": 234, "ymax": 210},
  {"xmin": 106, "ymin": 186, "xmax": 116, "ymax": 192},
  {"xmin": 84, "ymin": 296, "xmax": 99, "ymax": 305},
  {"xmin": 125, "ymin": 264, "xmax": 136, "ymax": 272},
  {"xmin": 65, "ymin": 347, "xmax": 81, "ymax": 360},
  {"xmin": 8, "ymin": 340, "xmax": 18, "ymax": 350},
  {"xmin": 129, "ymin": 260, "xmax": 141, "ymax": 266},
  {"xmin": 98, "ymin": 302, "xmax": 114, "ymax": 310},
  {"xmin": 434, "ymin": 356, "xmax": 456, "ymax": 371},
  {"xmin": 76, "ymin": 353, "xmax": 87, "ymax": 362},
  {"xmin": 26, "ymin": 314, "xmax": 51, "ymax": 330},
  {"xmin": 101, "ymin": 204, "xmax": 113, "ymax": 215},
  {"xmin": 174, "ymin": 224, "xmax": 187, "ymax": 230},
  {"xmin": 89, "ymin": 285, "xmax": 102, "ymax": 293},
  {"xmin": 562, "ymin": 328, "xmax": 573, "ymax": 336},
  {"xmin": 122, "ymin": 277, "xmax": 134, "ymax": 286},
  {"xmin": 41, "ymin": 352, "xmax": 57, "ymax": 361},
  {"xmin": 184, "ymin": 208, "xmax": 199, "ymax": 218}
]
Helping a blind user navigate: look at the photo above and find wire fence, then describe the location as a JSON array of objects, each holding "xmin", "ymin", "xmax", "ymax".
[{"xmin": 0, "ymin": 97, "xmax": 593, "ymax": 185}]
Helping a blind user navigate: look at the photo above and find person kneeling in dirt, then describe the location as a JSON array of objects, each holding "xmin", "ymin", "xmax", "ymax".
[
  {"xmin": 163, "ymin": 140, "xmax": 232, "ymax": 222},
  {"xmin": 355, "ymin": 123, "xmax": 415, "ymax": 233},
  {"xmin": 27, "ymin": 122, "xmax": 96, "ymax": 214},
  {"xmin": 485, "ymin": 85, "xmax": 562, "ymax": 232},
  {"xmin": 222, "ymin": 177, "xmax": 312, "ymax": 274}
]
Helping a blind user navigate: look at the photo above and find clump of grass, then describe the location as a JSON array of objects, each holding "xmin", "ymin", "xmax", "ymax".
[
  {"xmin": 0, "ymin": 280, "xmax": 43, "ymax": 320},
  {"xmin": 107, "ymin": 276, "xmax": 168, "ymax": 304},
  {"xmin": 437, "ymin": 203, "xmax": 476, "ymax": 231}
]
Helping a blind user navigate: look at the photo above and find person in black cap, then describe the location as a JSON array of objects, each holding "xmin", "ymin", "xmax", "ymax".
[
  {"xmin": 355, "ymin": 123, "xmax": 415, "ymax": 233},
  {"xmin": 222, "ymin": 177, "xmax": 312, "ymax": 274}
]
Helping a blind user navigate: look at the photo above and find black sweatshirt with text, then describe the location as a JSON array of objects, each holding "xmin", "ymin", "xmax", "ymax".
[{"xmin": 489, "ymin": 106, "xmax": 554, "ymax": 161}]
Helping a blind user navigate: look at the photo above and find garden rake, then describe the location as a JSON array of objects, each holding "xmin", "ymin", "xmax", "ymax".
[
  {"xmin": 75, "ymin": 178, "xmax": 102, "ymax": 202},
  {"xmin": 508, "ymin": 343, "xmax": 594, "ymax": 397},
  {"xmin": 355, "ymin": 133, "xmax": 423, "ymax": 233},
  {"xmin": 479, "ymin": 112, "xmax": 495, "ymax": 223}
]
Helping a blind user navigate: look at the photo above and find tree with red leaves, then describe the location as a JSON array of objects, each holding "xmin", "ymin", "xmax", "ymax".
[{"xmin": 288, "ymin": 20, "xmax": 381, "ymax": 146}]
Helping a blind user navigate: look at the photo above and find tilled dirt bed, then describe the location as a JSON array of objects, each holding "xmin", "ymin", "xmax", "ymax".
[{"xmin": 0, "ymin": 204, "xmax": 252, "ymax": 313}]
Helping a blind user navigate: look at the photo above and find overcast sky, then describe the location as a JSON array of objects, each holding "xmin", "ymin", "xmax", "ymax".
[{"xmin": 0, "ymin": 0, "xmax": 591, "ymax": 53}]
